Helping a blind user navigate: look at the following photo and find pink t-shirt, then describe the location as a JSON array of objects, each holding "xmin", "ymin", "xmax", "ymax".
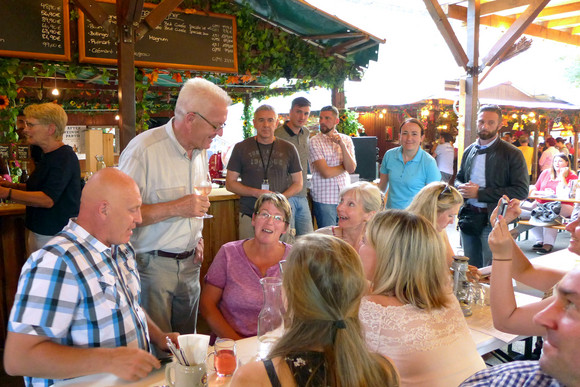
[
  {"xmin": 204, "ymin": 240, "xmax": 291, "ymax": 337},
  {"xmin": 535, "ymin": 168, "xmax": 577, "ymax": 206}
]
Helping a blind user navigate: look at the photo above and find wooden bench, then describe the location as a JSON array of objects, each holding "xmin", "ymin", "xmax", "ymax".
[{"xmin": 517, "ymin": 219, "xmax": 567, "ymax": 231}]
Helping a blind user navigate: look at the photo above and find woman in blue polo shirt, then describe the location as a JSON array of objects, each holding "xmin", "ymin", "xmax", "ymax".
[{"xmin": 378, "ymin": 118, "xmax": 441, "ymax": 209}]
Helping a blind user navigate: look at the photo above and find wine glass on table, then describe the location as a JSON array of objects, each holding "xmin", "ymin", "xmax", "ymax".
[{"xmin": 194, "ymin": 172, "xmax": 213, "ymax": 219}]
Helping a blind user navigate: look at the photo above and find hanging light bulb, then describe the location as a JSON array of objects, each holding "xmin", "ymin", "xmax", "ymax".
[
  {"xmin": 115, "ymin": 114, "xmax": 120, "ymax": 121},
  {"xmin": 379, "ymin": 113, "xmax": 384, "ymax": 119},
  {"xmin": 51, "ymin": 74, "xmax": 59, "ymax": 96}
]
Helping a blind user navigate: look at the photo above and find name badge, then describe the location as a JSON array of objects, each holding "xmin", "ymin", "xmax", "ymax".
[{"xmin": 261, "ymin": 179, "xmax": 269, "ymax": 191}]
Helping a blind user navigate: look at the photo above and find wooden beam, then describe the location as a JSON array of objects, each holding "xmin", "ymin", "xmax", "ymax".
[
  {"xmin": 135, "ymin": 0, "xmax": 184, "ymax": 41},
  {"xmin": 483, "ymin": 14, "xmax": 580, "ymax": 44},
  {"xmin": 306, "ymin": 32, "xmax": 366, "ymax": 40},
  {"xmin": 481, "ymin": 0, "xmax": 550, "ymax": 68},
  {"xmin": 530, "ymin": 2, "xmax": 580, "ymax": 18},
  {"xmin": 423, "ymin": 0, "xmax": 469, "ymax": 69},
  {"xmin": 72, "ymin": 0, "xmax": 117, "ymax": 40},
  {"xmin": 465, "ymin": 0, "xmax": 480, "ymax": 146},
  {"xmin": 118, "ymin": 0, "xmax": 144, "ymax": 26},
  {"xmin": 480, "ymin": 0, "xmax": 531, "ymax": 16},
  {"xmin": 117, "ymin": 0, "xmax": 139, "ymax": 150},
  {"xmin": 545, "ymin": 16, "xmax": 580, "ymax": 29},
  {"xmin": 329, "ymin": 36, "xmax": 369, "ymax": 54}
]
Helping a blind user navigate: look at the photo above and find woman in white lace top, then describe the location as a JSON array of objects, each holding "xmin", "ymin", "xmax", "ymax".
[{"xmin": 358, "ymin": 210, "xmax": 485, "ymax": 386}]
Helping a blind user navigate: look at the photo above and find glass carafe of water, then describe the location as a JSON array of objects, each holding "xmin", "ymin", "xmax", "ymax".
[{"xmin": 257, "ymin": 277, "xmax": 284, "ymax": 359}]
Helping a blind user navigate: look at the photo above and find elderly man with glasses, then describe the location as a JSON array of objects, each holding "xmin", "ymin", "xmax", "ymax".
[{"xmin": 119, "ymin": 78, "xmax": 231, "ymax": 357}]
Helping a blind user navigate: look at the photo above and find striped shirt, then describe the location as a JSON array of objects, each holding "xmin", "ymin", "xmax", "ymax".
[
  {"xmin": 8, "ymin": 219, "xmax": 150, "ymax": 387},
  {"xmin": 309, "ymin": 131, "xmax": 354, "ymax": 204},
  {"xmin": 460, "ymin": 361, "xmax": 562, "ymax": 387}
]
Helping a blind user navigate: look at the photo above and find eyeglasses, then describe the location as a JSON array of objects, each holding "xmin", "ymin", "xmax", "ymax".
[
  {"xmin": 255, "ymin": 211, "xmax": 287, "ymax": 224},
  {"xmin": 24, "ymin": 121, "xmax": 43, "ymax": 127},
  {"xmin": 438, "ymin": 185, "xmax": 452, "ymax": 199},
  {"xmin": 190, "ymin": 112, "xmax": 226, "ymax": 132}
]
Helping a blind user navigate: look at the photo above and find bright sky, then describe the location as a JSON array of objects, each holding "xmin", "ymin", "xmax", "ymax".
[{"xmin": 220, "ymin": 0, "xmax": 580, "ymax": 146}]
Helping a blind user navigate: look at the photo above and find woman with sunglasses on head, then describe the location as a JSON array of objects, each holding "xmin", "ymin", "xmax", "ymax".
[
  {"xmin": 231, "ymin": 234, "xmax": 399, "ymax": 387},
  {"xmin": 200, "ymin": 193, "xmax": 291, "ymax": 341},
  {"xmin": 407, "ymin": 182, "xmax": 463, "ymax": 264},
  {"xmin": 359, "ymin": 210, "xmax": 485, "ymax": 386}
]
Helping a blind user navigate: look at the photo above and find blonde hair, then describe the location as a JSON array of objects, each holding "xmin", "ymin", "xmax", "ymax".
[
  {"xmin": 254, "ymin": 192, "xmax": 291, "ymax": 224},
  {"xmin": 367, "ymin": 210, "xmax": 450, "ymax": 309},
  {"xmin": 174, "ymin": 77, "xmax": 232, "ymax": 119},
  {"xmin": 23, "ymin": 103, "xmax": 68, "ymax": 139},
  {"xmin": 407, "ymin": 182, "xmax": 463, "ymax": 226},
  {"xmin": 270, "ymin": 234, "xmax": 398, "ymax": 386},
  {"xmin": 339, "ymin": 182, "xmax": 383, "ymax": 214}
]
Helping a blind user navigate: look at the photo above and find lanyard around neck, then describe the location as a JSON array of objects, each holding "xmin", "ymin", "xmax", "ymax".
[{"xmin": 255, "ymin": 137, "xmax": 275, "ymax": 180}]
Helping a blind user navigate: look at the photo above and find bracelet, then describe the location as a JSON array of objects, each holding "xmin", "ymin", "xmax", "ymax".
[{"xmin": 493, "ymin": 258, "xmax": 512, "ymax": 261}]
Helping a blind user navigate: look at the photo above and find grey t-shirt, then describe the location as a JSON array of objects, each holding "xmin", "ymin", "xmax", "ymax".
[
  {"xmin": 274, "ymin": 124, "xmax": 310, "ymax": 197},
  {"xmin": 227, "ymin": 137, "xmax": 301, "ymax": 215}
]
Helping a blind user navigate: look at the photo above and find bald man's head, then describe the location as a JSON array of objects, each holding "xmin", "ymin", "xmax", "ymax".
[{"xmin": 78, "ymin": 168, "xmax": 142, "ymax": 246}]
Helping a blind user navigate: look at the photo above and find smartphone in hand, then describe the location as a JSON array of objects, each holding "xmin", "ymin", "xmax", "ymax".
[{"xmin": 498, "ymin": 198, "xmax": 508, "ymax": 218}]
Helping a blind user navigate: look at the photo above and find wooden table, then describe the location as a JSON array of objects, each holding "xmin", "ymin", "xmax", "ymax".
[{"xmin": 54, "ymin": 291, "xmax": 539, "ymax": 386}]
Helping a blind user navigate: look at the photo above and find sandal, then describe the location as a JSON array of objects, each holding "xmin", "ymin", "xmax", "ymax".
[
  {"xmin": 536, "ymin": 245, "xmax": 553, "ymax": 255},
  {"xmin": 532, "ymin": 242, "xmax": 544, "ymax": 250}
]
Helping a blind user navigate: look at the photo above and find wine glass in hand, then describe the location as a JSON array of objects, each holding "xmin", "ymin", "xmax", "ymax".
[{"xmin": 194, "ymin": 172, "xmax": 213, "ymax": 219}]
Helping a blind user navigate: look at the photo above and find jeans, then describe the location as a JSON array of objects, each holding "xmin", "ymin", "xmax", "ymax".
[
  {"xmin": 313, "ymin": 201, "xmax": 338, "ymax": 228},
  {"xmin": 460, "ymin": 223, "xmax": 492, "ymax": 268},
  {"xmin": 136, "ymin": 251, "xmax": 201, "ymax": 357},
  {"xmin": 288, "ymin": 196, "xmax": 314, "ymax": 236}
]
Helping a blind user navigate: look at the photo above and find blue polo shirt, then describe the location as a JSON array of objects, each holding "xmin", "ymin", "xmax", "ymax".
[{"xmin": 381, "ymin": 146, "xmax": 441, "ymax": 209}]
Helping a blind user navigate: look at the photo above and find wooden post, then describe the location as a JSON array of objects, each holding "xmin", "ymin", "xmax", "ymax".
[
  {"xmin": 331, "ymin": 85, "xmax": 345, "ymax": 109},
  {"xmin": 116, "ymin": 0, "xmax": 144, "ymax": 151},
  {"xmin": 464, "ymin": 0, "xmax": 480, "ymax": 149}
]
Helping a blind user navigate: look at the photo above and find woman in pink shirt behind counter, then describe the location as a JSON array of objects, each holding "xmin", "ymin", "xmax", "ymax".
[{"xmin": 200, "ymin": 193, "xmax": 291, "ymax": 342}]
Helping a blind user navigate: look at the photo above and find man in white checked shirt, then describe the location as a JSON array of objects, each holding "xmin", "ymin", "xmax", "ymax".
[
  {"xmin": 4, "ymin": 169, "xmax": 178, "ymax": 387},
  {"xmin": 308, "ymin": 105, "xmax": 357, "ymax": 228}
]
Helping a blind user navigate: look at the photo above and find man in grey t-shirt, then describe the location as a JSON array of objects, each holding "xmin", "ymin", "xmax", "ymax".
[
  {"xmin": 274, "ymin": 97, "xmax": 314, "ymax": 239},
  {"xmin": 226, "ymin": 104, "xmax": 302, "ymax": 239}
]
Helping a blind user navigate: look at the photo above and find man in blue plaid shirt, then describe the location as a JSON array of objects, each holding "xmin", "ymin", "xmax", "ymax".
[
  {"xmin": 461, "ymin": 265, "xmax": 580, "ymax": 387},
  {"xmin": 4, "ymin": 168, "xmax": 178, "ymax": 386}
]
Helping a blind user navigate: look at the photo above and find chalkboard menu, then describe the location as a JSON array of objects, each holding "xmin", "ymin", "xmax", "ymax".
[
  {"xmin": 0, "ymin": 0, "xmax": 70, "ymax": 61},
  {"xmin": 79, "ymin": 1, "xmax": 237, "ymax": 72}
]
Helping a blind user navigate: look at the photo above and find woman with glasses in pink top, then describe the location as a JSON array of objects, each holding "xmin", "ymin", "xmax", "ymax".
[{"xmin": 200, "ymin": 193, "xmax": 291, "ymax": 342}]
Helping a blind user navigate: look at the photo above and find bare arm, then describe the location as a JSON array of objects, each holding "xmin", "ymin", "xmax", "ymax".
[
  {"xmin": 3, "ymin": 332, "xmax": 160, "ymax": 382},
  {"xmin": 199, "ymin": 283, "xmax": 244, "ymax": 341},
  {"xmin": 489, "ymin": 196, "xmax": 564, "ymax": 291},
  {"xmin": 338, "ymin": 138, "xmax": 357, "ymax": 174},
  {"xmin": 139, "ymin": 193, "xmax": 209, "ymax": 227},
  {"xmin": 145, "ymin": 312, "xmax": 179, "ymax": 353},
  {"xmin": 488, "ymin": 217, "xmax": 550, "ymax": 336},
  {"xmin": 378, "ymin": 173, "xmax": 389, "ymax": 193},
  {"xmin": 281, "ymin": 171, "xmax": 302, "ymax": 198},
  {"xmin": 0, "ymin": 186, "xmax": 54, "ymax": 208},
  {"xmin": 225, "ymin": 170, "xmax": 271, "ymax": 199},
  {"xmin": 311, "ymin": 159, "xmax": 346, "ymax": 179}
]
